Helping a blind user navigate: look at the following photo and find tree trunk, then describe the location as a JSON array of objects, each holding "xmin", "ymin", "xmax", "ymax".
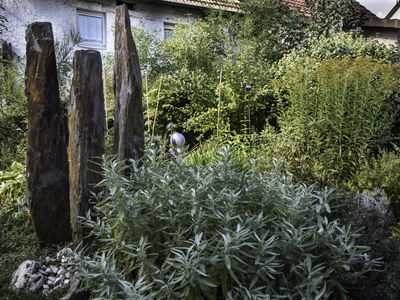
[
  {"xmin": 25, "ymin": 22, "xmax": 71, "ymax": 243},
  {"xmin": 113, "ymin": 4, "xmax": 144, "ymax": 164}
]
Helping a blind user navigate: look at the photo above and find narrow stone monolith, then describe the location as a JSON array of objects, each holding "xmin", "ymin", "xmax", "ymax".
[
  {"xmin": 113, "ymin": 4, "xmax": 144, "ymax": 163},
  {"xmin": 68, "ymin": 50, "xmax": 105, "ymax": 246},
  {"xmin": 25, "ymin": 22, "xmax": 71, "ymax": 243}
]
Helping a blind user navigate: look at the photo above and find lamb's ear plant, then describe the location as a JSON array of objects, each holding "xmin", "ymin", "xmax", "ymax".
[{"xmin": 71, "ymin": 148, "xmax": 381, "ymax": 299}]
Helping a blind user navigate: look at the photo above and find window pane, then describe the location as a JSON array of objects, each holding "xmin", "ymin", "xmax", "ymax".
[
  {"xmin": 78, "ymin": 14, "xmax": 103, "ymax": 43},
  {"xmin": 164, "ymin": 22, "xmax": 175, "ymax": 40}
]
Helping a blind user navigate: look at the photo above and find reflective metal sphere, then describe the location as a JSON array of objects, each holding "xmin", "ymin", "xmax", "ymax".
[{"xmin": 170, "ymin": 132, "xmax": 185, "ymax": 152}]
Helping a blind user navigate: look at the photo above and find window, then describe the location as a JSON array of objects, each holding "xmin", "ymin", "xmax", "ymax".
[
  {"xmin": 77, "ymin": 10, "xmax": 106, "ymax": 48},
  {"xmin": 163, "ymin": 22, "xmax": 175, "ymax": 40}
]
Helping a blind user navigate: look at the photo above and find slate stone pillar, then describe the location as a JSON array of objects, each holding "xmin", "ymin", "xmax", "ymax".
[
  {"xmin": 68, "ymin": 50, "xmax": 105, "ymax": 246},
  {"xmin": 113, "ymin": 4, "xmax": 144, "ymax": 163},
  {"xmin": 25, "ymin": 22, "xmax": 71, "ymax": 243}
]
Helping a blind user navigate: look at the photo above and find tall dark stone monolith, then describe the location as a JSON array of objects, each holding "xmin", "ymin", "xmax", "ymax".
[
  {"xmin": 68, "ymin": 50, "xmax": 105, "ymax": 247},
  {"xmin": 25, "ymin": 22, "xmax": 71, "ymax": 243},
  {"xmin": 113, "ymin": 4, "xmax": 144, "ymax": 163}
]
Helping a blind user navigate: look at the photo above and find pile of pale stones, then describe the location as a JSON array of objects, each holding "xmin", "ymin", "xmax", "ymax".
[{"xmin": 10, "ymin": 248, "xmax": 76, "ymax": 295}]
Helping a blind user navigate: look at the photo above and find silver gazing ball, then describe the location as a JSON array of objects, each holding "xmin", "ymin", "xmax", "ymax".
[{"xmin": 170, "ymin": 132, "xmax": 185, "ymax": 153}]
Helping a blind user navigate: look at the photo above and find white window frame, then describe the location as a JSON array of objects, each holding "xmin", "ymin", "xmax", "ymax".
[
  {"xmin": 77, "ymin": 10, "xmax": 106, "ymax": 49},
  {"xmin": 163, "ymin": 22, "xmax": 175, "ymax": 40}
]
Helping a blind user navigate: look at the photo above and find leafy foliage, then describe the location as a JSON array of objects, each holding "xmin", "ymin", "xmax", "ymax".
[
  {"xmin": 0, "ymin": 62, "xmax": 26, "ymax": 170},
  {"xmin": 134, "ymin": 1, "xmax": 306, "ymax": 144},
  {"xmin": 272, "ymin": 57, "xmax": 400, "ymax": 184},
  {"xmin": 55, "ymin": 31, "xmax": 80, "ymax": 104},
  {"xmin": 305, "ymin": 0, "xmax": 363, "ymax": 34},
  {"xmin": 0, "ymin": 161, "xmax": 25, "ymax": 206},
  {"xmin": 274, "ymin": 32, "xmax": 400, "ymax": 70},
  {"xmin": 71, "ymin": 150, "xmax": 380, "ymax": 299},
  {"xmin": 349, "ymin": 149, "xmax": 400, "ymax": 217},
  {"xmin": 238, "ymin": 0, "xmax": 306, "ymax": 62}
]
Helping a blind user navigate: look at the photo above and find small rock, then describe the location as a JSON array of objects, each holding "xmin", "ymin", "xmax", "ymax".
[
  {"xmin": 43, "ymin": 284, "xmax": 49, "ymax": 289},
  {"xmin": 48, "ymin": 276, "xmax": 57, "ymax": 282},
  {"xmin": 39, "ymin": 269, "xmax": 48, "ymax": 275},
  {"xmin": 45, "ymin": 267, "xmax": 51, "ymax": 273},
  {"xmin": 50, "ymin": 265, "xmax": 58, "ymax": 274},
  {"xmin": 65, "ymin": 272, "xmax": 70, "ymax": 279},
  {"xmin": 64, "ymin": 279, "xmax": 70, "ymax": 285},
  {"xmin": 57, "ymin": 268, "xmax": 65, "ymax": 275},
  {"xmin": 54, "ymin": 277, "xmax": 61, "ymax": 286},
  {"xmin": 11, "ymin": 260, "xmax": 43, "ymax": 292},
  {"xmin": 61, "ymin": 258, "xmax": 68, "ymax": 264}
]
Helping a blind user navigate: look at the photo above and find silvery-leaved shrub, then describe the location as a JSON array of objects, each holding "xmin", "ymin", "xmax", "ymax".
[{"xmin": 70, "ymin": 149, "xmax": 381, "ymax": 299}]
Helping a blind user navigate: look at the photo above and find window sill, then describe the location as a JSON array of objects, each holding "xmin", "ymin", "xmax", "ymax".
[{"xmin": 78, "ymin": 42, "xmax": 106, "ymax": 50}]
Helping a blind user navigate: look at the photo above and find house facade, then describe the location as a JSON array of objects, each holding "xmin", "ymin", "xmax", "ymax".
[
  {"xmin": 2, "ymin": 0, "xmax": 240, "ymax": 59},
  {"xmin": 358, "ymin": 0, "xmax": 400, "ymax": 47},
  {"xmin": 1, "ymin": 0, "xmax": 396, "ymax": 60}
]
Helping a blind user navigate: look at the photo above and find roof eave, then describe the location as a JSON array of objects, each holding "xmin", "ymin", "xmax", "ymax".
[{"xmin": 363, "ymin": 18, "xmax": 400, "ymax": 29}]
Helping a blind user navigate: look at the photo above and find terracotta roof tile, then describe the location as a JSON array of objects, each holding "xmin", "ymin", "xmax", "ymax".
[
  {"xmin": 281, "ymin": 0, "xmax": 309, "ymax": 14},
  {"xmin": 281, "ymin": 0, "xmax": 378, "ymax": 20},
  {"xmin": 160, "ymin": 0, "xmax": 241, "ymax": 12},
  {"xmin": 158, "ymin": 0, "xmax": 378, "ymax": 20}
]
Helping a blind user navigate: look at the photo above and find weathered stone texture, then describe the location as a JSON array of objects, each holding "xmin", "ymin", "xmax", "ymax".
[
  {"xmin": 25, "ymin": 22, "xmax": 71, "ymax": 243},
  {"xmin": 68, "ymin": 50, "xmax": 105, "ymax": 246},
  {"xmin": 113, "ymin": 4, "xmax": 144, "ymax": 163}
]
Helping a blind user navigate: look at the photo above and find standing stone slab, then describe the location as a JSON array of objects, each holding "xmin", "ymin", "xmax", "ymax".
[
  {"xmin": 25, "ymin": 22, "xmax": 71, "ymax": 243},
  {"xmin": 69, "ymin": 50, "xmax": 105, "ymax": 246},
  {"xmin": 113, "ymin": 4, "xmax": 144, "ymax": 163}
]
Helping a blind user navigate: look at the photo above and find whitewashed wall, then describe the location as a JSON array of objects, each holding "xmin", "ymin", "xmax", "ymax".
[{"xmin": 2, "ymin": 0, "xmax": 202, "ymax": 59}]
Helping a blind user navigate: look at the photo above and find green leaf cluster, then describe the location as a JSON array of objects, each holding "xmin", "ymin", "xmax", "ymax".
[{"xmin": 71, "ymin": 150, "xmax": 380, "ymax": 299}]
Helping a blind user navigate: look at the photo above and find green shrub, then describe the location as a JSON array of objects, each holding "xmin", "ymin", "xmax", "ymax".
[
  {"xmin": 185, "ymin": 132, "xmax": 274, "ymax": 171},
  {"xmin": 272, "ymin": 57, "xmax": 400, "ymax": 184},
  {"xmin": 136, "ymin": 7, "xmax": 301, "ymax": 144},
  {"xmin": 274, "ymin": 32, "xmax": 400, "ymax": 77},
  {"xmin": 348, "ymin": 149, "xmax": 400, "ymax": 217},
  {"xmin": 71, "ymin": 150, "xmax": 380, "ymax": 299},
  {"xmin": 0, "ymin": 62, "xmax": 26, "ymax": 170}
]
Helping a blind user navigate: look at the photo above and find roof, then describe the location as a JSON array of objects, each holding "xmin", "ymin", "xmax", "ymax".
[
  {"xmin": 364, "ymin": 18, "xmax": 400, "ymax": 29},
  {"xmin": 281, "ymin": 0, "xmax": 309, "ymax": 15},
  {"xmin": 159, "ymin": 0, "xmax": 241, "ymax": 12},
  {"xmin": 385, "ymin": 2, "xmax": 400, "ymax": 20},
  {"xmin": 146, "ymin": 0, "xmax": 379, "ymax": 22},
  {"xmin": 281, "ymin": 0, "xmax": 378, "ymax": 20}
]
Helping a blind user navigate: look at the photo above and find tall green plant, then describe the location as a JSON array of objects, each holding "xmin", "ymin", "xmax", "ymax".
[{"xmin": 272, "ymin": 57, "xmax": 400, "ymax": 184}]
